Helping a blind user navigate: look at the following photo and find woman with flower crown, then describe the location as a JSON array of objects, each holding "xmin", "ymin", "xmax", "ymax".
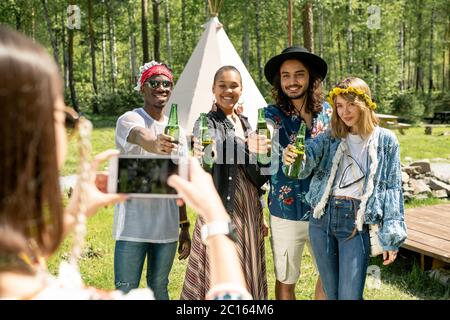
[{"xmin": 283, "ymin": 77, "xmax": 407, "ymax": 300}]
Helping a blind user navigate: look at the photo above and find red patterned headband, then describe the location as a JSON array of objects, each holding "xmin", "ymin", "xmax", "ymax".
[{"xmin": 139, "ymin": 64, "xmax": 173, "ymax": 89}]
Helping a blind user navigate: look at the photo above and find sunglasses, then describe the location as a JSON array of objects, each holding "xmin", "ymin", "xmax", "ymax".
[
  {"xmin": 64, "ymin": 106, "xmax": 80, "ymax": 139},
  {"xmin": 145, "ymin": 79, "xmax": 173, "ymax": 89}
]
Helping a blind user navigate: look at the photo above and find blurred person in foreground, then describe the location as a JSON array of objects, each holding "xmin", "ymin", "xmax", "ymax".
[{"xmin": 0, "ymin": 25, "xmax": 250, "ymax": 300}]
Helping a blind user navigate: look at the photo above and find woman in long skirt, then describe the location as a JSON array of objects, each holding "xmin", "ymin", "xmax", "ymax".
[{"xmin": 181, "ymin": 66, "xmax": 269, "ymax": 300}]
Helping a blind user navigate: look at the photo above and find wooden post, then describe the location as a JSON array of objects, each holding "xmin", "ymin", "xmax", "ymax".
[{"xmin": 288, "ymin": 0, "xmax": 293, "ymax": 46}]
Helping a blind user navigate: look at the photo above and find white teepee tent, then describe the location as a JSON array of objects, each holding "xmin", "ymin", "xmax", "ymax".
[{"xmin": 166, "ymin": 17, "xmax": 267, "ymax": 133}]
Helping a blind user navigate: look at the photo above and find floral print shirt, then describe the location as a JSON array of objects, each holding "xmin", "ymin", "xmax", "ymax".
[{"xmin": 264, "ymin": 102, "xmax": 331, "ymax": 221}]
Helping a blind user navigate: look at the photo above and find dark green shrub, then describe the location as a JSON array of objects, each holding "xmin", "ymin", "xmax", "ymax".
[
  {"xmin": 430, "ymin": 92, "xmax": 450, "ymax": 113},
  {"xmin": 390, "ymin": 92, "xmax": 424, "ymax": 124},
  {"xmin": 96, "ymin": 88, "xmax": 144, "ymax": 116}
]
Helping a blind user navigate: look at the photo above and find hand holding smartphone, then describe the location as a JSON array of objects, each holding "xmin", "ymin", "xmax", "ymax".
[
  {"xmin": 107, "ymin": 154, "xmax": 188, "ymax": 198},
  {"xmin": 167, "ymin": 157, "xmax": 229, "ymax": 224}
]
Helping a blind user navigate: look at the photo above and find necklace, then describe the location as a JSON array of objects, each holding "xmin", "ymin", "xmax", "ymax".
[
  {"xmin": 228, "ymin": 113, "xmax": 238, "ymax": 123},
  {"xmin": 0, "ymin": 250, "xmax": 49, "ymax": 299},
  {"xmin": 293, "ymin": 97, "xmax": 307, "ymax": 117}
]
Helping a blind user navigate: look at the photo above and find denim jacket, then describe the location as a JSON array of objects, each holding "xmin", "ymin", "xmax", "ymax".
[{"xmin": 285, "ymin": 126, "xmax": 407, "ymax": 251}]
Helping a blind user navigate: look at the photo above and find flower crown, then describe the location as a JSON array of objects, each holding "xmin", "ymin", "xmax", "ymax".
[{"xmin": 326, "ymin": 86, "xmax": 377, "ymax": 110}]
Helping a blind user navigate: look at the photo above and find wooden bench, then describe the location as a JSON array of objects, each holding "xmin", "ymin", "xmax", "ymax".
[
  {"xmin": 376, "ymin": 114, "xmax": 411, "ymax": 135},
  {"xmin": 424, "ymin": 111, "xmax": 450, "ymax": 124},
  {"xmin": 402, "ymin": 204, "xmax": 450, "ymax": 271},
  {"xmin": 389, "ymin": 122, "xmax": 411, "ymax": 135}
]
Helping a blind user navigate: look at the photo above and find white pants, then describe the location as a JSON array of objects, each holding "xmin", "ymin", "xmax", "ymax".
[{"xmin": 270, "ymin": 215, "xmax": 317, "ymax": 284}]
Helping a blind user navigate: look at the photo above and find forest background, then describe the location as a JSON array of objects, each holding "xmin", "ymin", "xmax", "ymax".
[{"xmin": 1, "ymin": 0, "xmax": 449, "ymax": 124}]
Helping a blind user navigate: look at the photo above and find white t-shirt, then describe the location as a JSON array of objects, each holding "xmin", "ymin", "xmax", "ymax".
[
  {"xmin": 113, "ymin": 108, "xmax": 188, "ymax": 243},
  {"xmin": 332, "ymin": 133, "xmax": 369, "ymax": 199}
]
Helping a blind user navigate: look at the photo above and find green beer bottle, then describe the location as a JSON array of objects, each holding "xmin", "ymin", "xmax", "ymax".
[
  {"xmin": 198, "ymin": 113, "xmax": 213, "ymax": 170},
  {"xmin": 164, "ymin": 103, "xmax": 180, "ymax": 144},
  {"xmin": 256, "ymin": 108, "xmax": 271, "ymax": 164},
  {"xmin": 284, "ymin": 122, "xmax": 307, "ymax": 178}
]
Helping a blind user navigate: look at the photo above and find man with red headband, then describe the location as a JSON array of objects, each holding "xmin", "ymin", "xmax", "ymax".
[{"xmin": 113, "ymin": 61, "xmax": 191, "ymax": 300}]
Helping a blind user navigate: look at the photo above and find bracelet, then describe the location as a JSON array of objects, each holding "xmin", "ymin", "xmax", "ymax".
[{"xmin": 179, "ymin": 220, "xmax": 190, "ymax": 229}]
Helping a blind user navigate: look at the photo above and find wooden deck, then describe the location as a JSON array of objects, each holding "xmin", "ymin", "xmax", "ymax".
[{"xmin": 402, "ymin": 204, "xmax": 450, "ymax": 270}]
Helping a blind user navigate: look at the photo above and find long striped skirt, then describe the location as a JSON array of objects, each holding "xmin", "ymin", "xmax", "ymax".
[{"xmin": 180, "ymin": 166, "xmax": 267, "ymax": 300}]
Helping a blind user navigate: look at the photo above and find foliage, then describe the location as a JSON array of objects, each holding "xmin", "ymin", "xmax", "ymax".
[
  {"xmin": 429, "ymin": 92, "xmax": 450, "ymax": 114},
  {"xmin": 0, "ymin": 0, "xmax": 449, "ymax": 116},
  {"xmin": 95, "ymin": 88, "xmax": 144, "ymax": 116},
  {"xmin": 390, "ymin": 91, "xmax": 424, "ymax": 124}
]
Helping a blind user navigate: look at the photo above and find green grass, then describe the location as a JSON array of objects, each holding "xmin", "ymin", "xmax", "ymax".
[
  {"xmin": 48, "ymin": 200, "xmax": 449, "ymax": 300},
  {"xmin": 61, "ymin": 127, "xmax": 116, "ymax": 176},
  {"xmin": 393, "ymin": 126, "xmax": 450, "ymax": 162},
  {"xmin": 404, "ymin": 197, "xmax": 449, "ymax": 209},
  {"xmin": 61, "ymin": 124, "xmax": 450, "ymax": 175},
  {"xmin": 53, "ymin": 120, "xmax": 450, "ymax": 299}
]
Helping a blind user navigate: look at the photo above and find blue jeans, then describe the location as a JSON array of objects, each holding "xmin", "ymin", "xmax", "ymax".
[
  {"xmin": 309, "ymin": 196, "xmax": 370, "ymax": 300},
  {"xmin": 114, "ymin": 240, "xmax": 177, "ymax": 300}
]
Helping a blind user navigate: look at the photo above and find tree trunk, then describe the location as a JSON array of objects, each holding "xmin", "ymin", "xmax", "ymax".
[
  {"xmin": 87, "ymin": 0, "xmax": 99, "ymax": 114},
  {"xmin": 181, "ymin": 0, "xmax": 187, "ymax": 61},
  {"xmin": 42, "ymin": 0, "xmax": 60, "ymax": 66},
  {"xmin": 330, "ymin": 20, "xmax": 337, "ymax": 86},
  {"xmin": 14, "ymin": 3, "xmax": 21, "ymax": 31},
  {"xmin": 447, "ymin": 16, "xmax": 450, "ymax": 91},
  {"xmin": 428, "ymin": 6, "xmax": 435, "ymax": 96},
  {"xmin": 164, "ymin": 0, "xmax": 172, "ymax": 66},
  {"xmin": 106, "ymin": 1, "xmax": 117, "ymax": 91},
  {"xmin": 444, "ymin": 16, "xmax": 449, "ymax": 91},
  {"xmin": 242, "ymin": 0, "xmax": 250, "ymax": 67},
  {"xmin": 302, "ymin": 1, "xmax": 314, "ymax": 53},
  {"xmin": 31, "ymin": 4, "xmax": 36, "ymax": 41},
  {"xmin": 346, "ymin": 0, "xmax": 353, "ymax": 73},
  {"xmin": 53, "ymin": 6, "xmax": 60, "ymax": 64},
  {"xmin": 318, "ymin": 3, "xmax": 324, "ymax": 58},
  {"xmin": 152, "ymin": 0, "xmax": 161, "ymax": 62},
  {"xmin": 442, "ymin": 15, "xmax": 450, "ymax": 91},
  {"xmin": 68, "ymin": 1, "xmax": 78, "ymax": 112},
  {"xmin": 128, "ymin": 0, "xmax": 138, "ymax": 83},
  {"xmin": 367, "ymin": 32, "xmax": 376, "ymax": 93},
  {"xmin": 288, "ymin": 0, "xmax": 293, "ymax": 47},
  {"xmin": 443, "ymin": 49, "xmax": 446, "ymax": 92},
  {"xmin": 400, "ymin": 22, "xmax": 405, "ymax": 91},
  {"xmin": 407, "ymin": 13, "xmax": 412, "ymax": 89},
  {"xmin": 61, "ymin": 8, "xmax": 69, "ymax": 89},
  {"xmin": 142, "ymin": 0, "xmax": 150, "ymax": 62},
  {"xmin": 337, "ymin": 31, "xmax": 343, "ymax": 80},
  {"xmin": 254, "ymin": 0, "xmax": 263, "ymax": 84},
  {"xmin": 101, "ymin": 11, "xmax": 107, "ymax": 89},
  {"xmin": 415, "ymin": 0, "xmax": 424, "ymax": 93}
]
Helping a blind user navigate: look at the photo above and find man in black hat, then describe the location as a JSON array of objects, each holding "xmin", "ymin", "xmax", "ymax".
[{"xmin": 262, "ymin": 46, "xmax": 331, "ymax": 300}]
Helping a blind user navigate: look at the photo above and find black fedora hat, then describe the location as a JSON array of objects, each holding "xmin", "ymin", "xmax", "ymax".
[{"xmin": 264, "ymin": 46, "xmax": 328, "ymax": 85}]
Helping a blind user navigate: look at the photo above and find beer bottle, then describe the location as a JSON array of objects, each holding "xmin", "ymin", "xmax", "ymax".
[
  {"xmin": 256, "ymin": 108, "xmax": 271, "ymax": 165},
  {"xmin": 198, "ymin": 113, "xmax": 213, "ymax": 170},
  {"xmin": 164, "ymin": 103, "xmax": 180, "ymax": 144},
  {"xmin": 284, "ymin": 122, "xmax": 307, "ymax": 178}
]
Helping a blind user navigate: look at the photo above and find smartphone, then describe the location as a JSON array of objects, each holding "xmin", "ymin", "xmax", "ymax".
[{"xmin": 107, "ymin": 154, "xmax": 188, "ymax": 198}]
